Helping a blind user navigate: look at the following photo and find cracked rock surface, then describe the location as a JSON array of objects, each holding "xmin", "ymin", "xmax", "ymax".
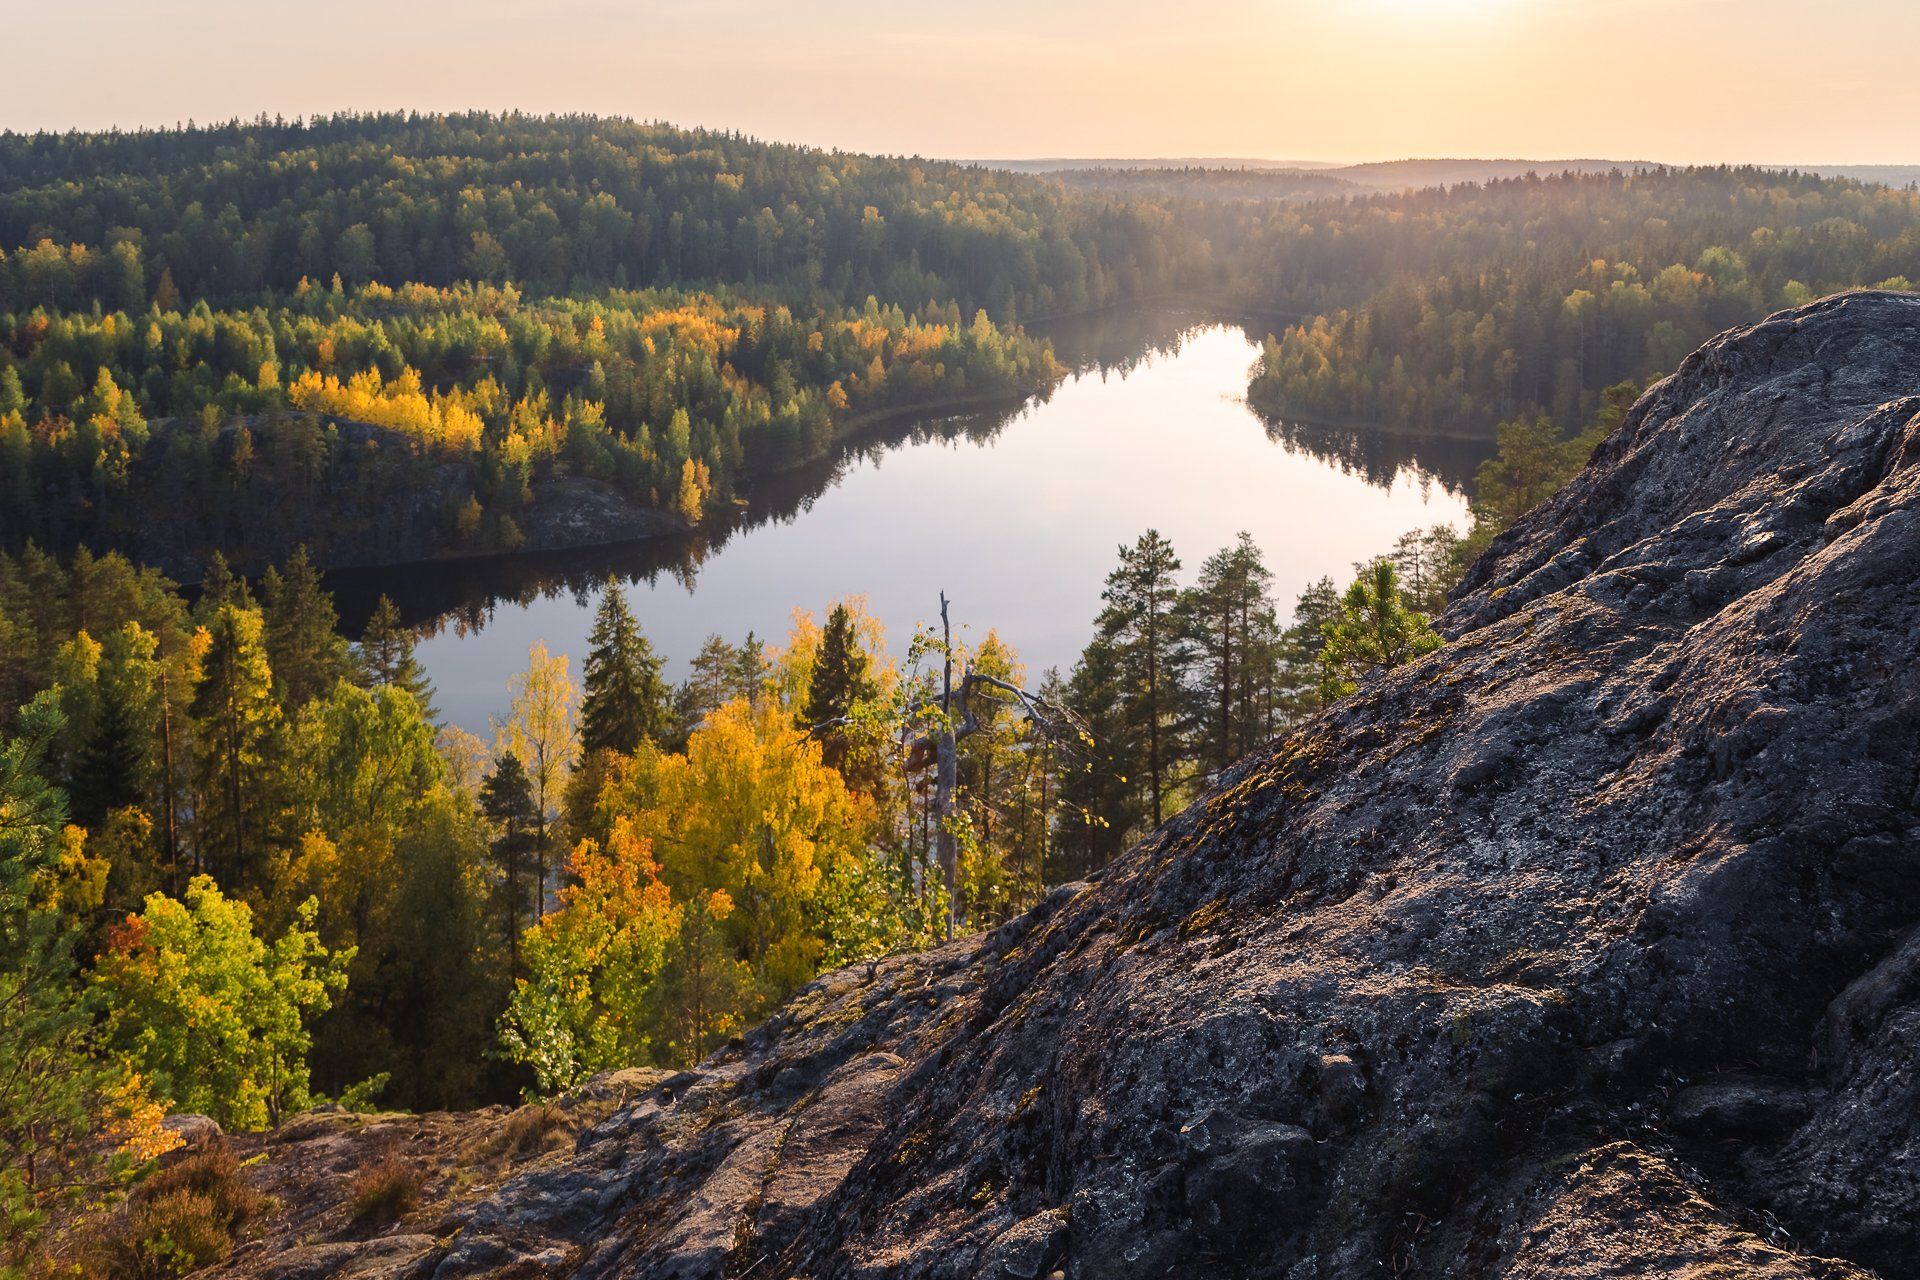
[{"xmin": 215, "ymin": 291, "xmax": 1920, "ymax": 1277}]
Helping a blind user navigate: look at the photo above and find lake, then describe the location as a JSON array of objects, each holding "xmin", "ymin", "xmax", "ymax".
[{"xmin": 330, "ymin": 308, "xmax": 1492, "ymax": 733}]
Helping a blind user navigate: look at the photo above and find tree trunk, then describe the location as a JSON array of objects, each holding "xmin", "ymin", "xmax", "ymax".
[{"xmin": 935, "ymin": 593, "xmax": 959, "ymax": 938}]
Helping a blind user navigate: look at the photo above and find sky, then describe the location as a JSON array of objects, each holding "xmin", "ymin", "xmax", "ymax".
[{"xmin": 6, "ymin": 0, "xmax": 1916, "ymax": 164}]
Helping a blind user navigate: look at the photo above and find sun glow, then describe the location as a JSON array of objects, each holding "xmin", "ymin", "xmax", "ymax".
[{"xmin": 1364, "ymin": 0, "xmax": 1510, "ymax": 17}]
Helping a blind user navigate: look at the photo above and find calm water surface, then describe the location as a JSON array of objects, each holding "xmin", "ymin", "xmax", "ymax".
[{"xmin": 332, "ymin": 309, "xmax": 1491, "ymax": 732}]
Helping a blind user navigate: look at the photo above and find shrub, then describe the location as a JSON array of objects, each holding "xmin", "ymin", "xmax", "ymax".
[
  {"xmin": 347, "ymin": 1156, "xmax": 423, "ymax": 1228},
  {"xmin": 96, "ymin": 1144, "xmax": 260, "ymax": 1279},
  {"xmin": 500, "ymin": 1104, "xmax": 569, "ymax": 1158}
]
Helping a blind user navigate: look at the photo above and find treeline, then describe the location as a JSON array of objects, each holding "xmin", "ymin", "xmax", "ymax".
[
  {"xmin": 7, "ymin": 122, "xmax": 1917, "ymax": 578},
  {"xmin": 0, "ymin": 112, "xmax": 1211, "ymax": 316},
  {"xmin": 1052, "ymin": 528, "xmax": 1450, "ymax": 871},
  {"xmin": 0, "ymin": 281, "xmax": 1057, "ymax": 566},
  {"xmin": 1242, "ymin": 167, "xmax": 1920, "ymax": 432}
]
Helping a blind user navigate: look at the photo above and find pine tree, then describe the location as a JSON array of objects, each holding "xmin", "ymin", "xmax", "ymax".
[
  {"xmin": 579, "ymin": 582, "xmax": 669, "ymax": 756},
  {"xmin": 1178, "ymin": 533, "xmax": 1281, "ymax": 778},
  {"xmin": 1318, "ymin": 560, "xmax": 1444, "ymax": 701},
  {"xmin": 1094, "ymin": 530, "xmax": 1183, "ymax": 829},
  {"xmin": 673, "ymin": 635, "xmax": 739, "ymax": 744},
  {"xmin": 261, "ymin": 546, "xmax": 350, "ymax": 710},
  {"xmin": 354, "ymin": 594, "xmax": 437, "ymax": 720},
  {"xmin": 480, "ymin": 756, "xmax": 541, "ymax": 967},
  {"xmin": 732, "ymin": 631, "xmax": 768, "ymax": 707}
]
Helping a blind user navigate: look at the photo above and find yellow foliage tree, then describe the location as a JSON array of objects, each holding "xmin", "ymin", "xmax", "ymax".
[{"xmin": 602, "ymin": 697, "xmax": 876, "ymax": 1012}]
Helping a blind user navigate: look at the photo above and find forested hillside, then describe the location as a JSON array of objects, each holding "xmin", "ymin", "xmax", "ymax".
[
  {"xmin": 0, "ymin": 113, "xmax": 1213, "ymax": 569},
  {"xmin": 1239, "ymin": 167, "xmax": 1920, "ymax": 431},
  {"xmin": 5, "ymin": 119, "xmax": 1920, "ymax": 574},
  {"xmin": 0, "ymin": 113, "xmax": 1204, "ymax": 311}
]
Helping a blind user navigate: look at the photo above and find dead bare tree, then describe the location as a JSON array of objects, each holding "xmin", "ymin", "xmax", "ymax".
[
  {"xmin": 806, "ymin": 592, "xmax": 1089, "ymax": 939},
  {"xmin": 909, "ymin": 594, "xmax": 1089, "ymax": 938}
]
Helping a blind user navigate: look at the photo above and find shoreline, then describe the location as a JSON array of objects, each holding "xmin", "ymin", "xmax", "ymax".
[
  {"xmin": 308, "ymin": 378, "xmax": 1063, "ymax": 583},
  {"xmin": 179, "ymin": 298, "xmax": 1489, "ymax": 588}
]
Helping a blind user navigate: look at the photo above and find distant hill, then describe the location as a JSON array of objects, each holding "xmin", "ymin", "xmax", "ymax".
[
  {"xmin": 1043, "ymin": 165, "xmax": 1362, "ymax": 203},
  {"xmin": 978, "ymin": 156, "xmax": 1346, "ymax": 173},
  {"xmin": 1330, "ymin": 157, "xmax": 1659, "ymax": 189},
  {"xmin": 1003, "ymin": 156, "xmax": 1920, "ymax": 200},
  {"xmin": 1794, "ymin": 164, "xmax": 1920, "ymax": 188}
]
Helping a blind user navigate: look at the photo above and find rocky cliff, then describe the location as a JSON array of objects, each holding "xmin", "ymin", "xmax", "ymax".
[{"xmin": 216, "ymin": 291, "xmax": 1920, "ymax": 1278}]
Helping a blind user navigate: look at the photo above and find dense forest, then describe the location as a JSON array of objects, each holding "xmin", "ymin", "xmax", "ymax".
[
  {"xmin": 0, "ymin": 113, "xmax": 1217, "ymax": 569},
  {"xmin": 5, "ymin": 118, "xmax": 1920, "ymax": 574},
  {"xmin": 1239, "ymin": 167, "xmax": 1920, "ymax": 430}
]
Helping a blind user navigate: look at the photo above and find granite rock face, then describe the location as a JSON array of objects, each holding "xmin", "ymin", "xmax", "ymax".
[{"xmin": 224, "ymin": 291, "xmax": 1920, "ymax": 1277}]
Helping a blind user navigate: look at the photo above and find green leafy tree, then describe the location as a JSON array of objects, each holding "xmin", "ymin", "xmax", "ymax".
[
  {"xmin": 94, "ymin": 876, "xmax": 351, "ymax": 1130},
  {"xmin": 0, "ymin": 694, "xmax": 132, "ymax": 1270},
  {"xmin": 499, "ymin": 819, "xmax": 682, "ymax": 1094}
]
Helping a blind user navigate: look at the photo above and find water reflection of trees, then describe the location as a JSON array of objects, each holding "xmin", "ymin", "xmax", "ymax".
[
  {"xmin": 1255, "ymin": 413, "xmax": 1485, "ymax": 495},
  {"xmin": 327, "ymin": 394, "xmax": 1055, "ymax": 638},
  {"xmin": 327, "ymin": 307, "xmax": 1490, "ymax": 640}
]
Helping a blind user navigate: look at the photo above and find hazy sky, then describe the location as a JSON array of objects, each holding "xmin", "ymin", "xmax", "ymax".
[{"xmin": 7, "ymin": 0, "xmax": 1915, "ymax": 163}]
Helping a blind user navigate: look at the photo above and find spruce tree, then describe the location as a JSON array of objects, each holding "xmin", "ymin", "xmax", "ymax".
[
  {"xmin": 68, "ymin": 687, "xmax": 142, "ymax": 828},
  {"xmin": 355, "ymin": 594, "xmax": 437, "ymax": 720},
  {"xmin": 261, "ymin": 546, "xmax": 350, "ymax": 710},
  {"xmin": 803, "ymin": 605, "xmax": 873, "ymax": 730},
  {"xmin": 196, "ymin": 549, "xmax": 249, "ymax": 620},
  {"xmin": 1056, "ymin": 635, "xmax": 1138, "ymax": 880},
  {"xmin": 1275, "ymin": 576, "xmax": 1341, "ymax": 725},
  {"xmin": 190, "ymin": 603, "xmax": 284, "ymax": 888},
  {"xmin": 579, "ymin": 582, "xmax": 669, "ymax": 756}
]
